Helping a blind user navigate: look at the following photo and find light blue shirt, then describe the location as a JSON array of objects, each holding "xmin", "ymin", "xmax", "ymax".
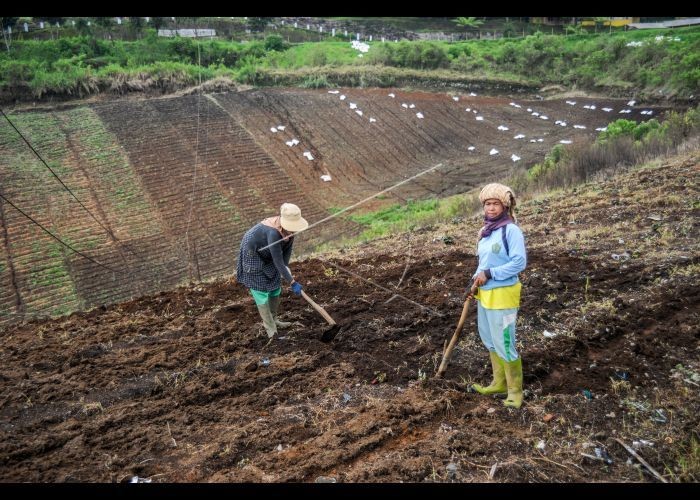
[{"xmin": 473, "ymin": 224, "xmax": 527, "ymax": 290}]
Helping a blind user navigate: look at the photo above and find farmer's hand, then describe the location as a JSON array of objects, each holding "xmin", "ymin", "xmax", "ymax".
[
  {"xmin": 290, "ymin": 281, "xmax": 303, "ymax": 296},
  {"xmin": 473, "ymin": 271, "xmax": 489, "ymax": 287}
]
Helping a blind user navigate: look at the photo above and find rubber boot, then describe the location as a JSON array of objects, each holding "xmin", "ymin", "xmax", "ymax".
[
  {"xmin": 269, "ymin": 295, "xmax": 292, "ymax": 328},
  {"xmin": 503, "ymin": 357, "xmax": 523, "ymax": 409},
  {"xmin": 472, "ymin": 351, "xmax": 507, "ymax": 395},
  {"xmin": 256, "ymin": 302, "xmax": 277, "ymax": 339}
]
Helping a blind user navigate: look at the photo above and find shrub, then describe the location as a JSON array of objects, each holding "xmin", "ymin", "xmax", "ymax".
[
  {"xmin": 264, "ymin": 34, "xmax": 287, "ymax": 52},
  {"xmin": 299, "ymin": 74, "xmax": 329, "ymax": 88}
]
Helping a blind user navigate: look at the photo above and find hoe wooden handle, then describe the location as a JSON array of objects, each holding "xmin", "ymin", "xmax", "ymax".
[
  {"xmin": 300, "ymin": 290, "xmax": 336, "ymax": 326},
  {"xmin": 436, "ymin": 297, "xmax": 472, "ymax": 378}
]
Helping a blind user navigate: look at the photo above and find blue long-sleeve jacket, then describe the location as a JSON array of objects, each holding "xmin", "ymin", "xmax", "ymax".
[{"xmin": 472, "ymin": 224, "xmax": 526, "ymax": 290}]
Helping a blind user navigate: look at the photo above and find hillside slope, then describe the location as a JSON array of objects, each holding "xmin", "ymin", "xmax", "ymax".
[
  {"xmin": 1, "ymin": 88, "xmax": 663, "ymax": 323},
  {"xmin": 0, "ymin": 151, "xmax": 697, "ymax": 482}
]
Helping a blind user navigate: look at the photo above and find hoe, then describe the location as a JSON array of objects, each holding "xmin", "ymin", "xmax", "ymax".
[
  {"xmin": 436, "ymin": 292, "xmax": 473, "ymax": 378},
  {"xmin": 300, "ymin": 290, "xmax": 341, "ymax": 342}
]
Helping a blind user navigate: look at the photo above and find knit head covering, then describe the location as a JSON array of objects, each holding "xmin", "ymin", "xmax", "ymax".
[{"xmin": 479, "ymin": 183, "xmax": 517, "ymax": 221}]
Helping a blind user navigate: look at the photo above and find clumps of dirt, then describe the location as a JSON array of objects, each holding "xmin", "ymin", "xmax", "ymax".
[{"xmin": 0, "ymin": 152, "xmax": 698, "ymax": 482}]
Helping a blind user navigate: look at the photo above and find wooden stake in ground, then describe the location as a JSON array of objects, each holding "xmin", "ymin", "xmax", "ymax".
[
  {"xmin": 436, "ymin": 296, "xmax": 472, "ymax": 378},
  {"xmin": 613, "ymin": 438, "xmax": 668, "ymax": 483}
]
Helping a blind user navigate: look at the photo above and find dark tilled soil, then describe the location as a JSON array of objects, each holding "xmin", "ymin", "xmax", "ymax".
[{"xmin": 0, "ymin": 154, "xmax": 698, "ymax": 483}]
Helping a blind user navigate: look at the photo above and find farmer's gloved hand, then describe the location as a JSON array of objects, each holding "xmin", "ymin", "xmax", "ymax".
[{"xmin": 291, "ymin": 281, "xmax": 303, "ymax": 296}]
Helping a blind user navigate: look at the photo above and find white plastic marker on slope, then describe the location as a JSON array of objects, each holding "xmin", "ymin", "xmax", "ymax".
[
  {"xmin": 511, "ymin": 154, "xmax": 521, "ymax": 162},
  {"xmin": 321, "ymin": 174, "xmax": 332, "ymax": 182},
  {"xmin": 489, "ymin": 148, "xmax": 499, "ymax": 155},
  {"xmin": 416, "ymin": 112, "xmax": 424, "ymax": 119},
  {"xmin": 303, "ymin": 151, "xmax": 315, "ymax": 160}
]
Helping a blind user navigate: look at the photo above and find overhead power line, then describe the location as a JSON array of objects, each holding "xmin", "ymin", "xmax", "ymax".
[
  {"xmin": 0, "ymin": 192, "xmax": 117, "ymax": 274},
  {"xmin": 0, "ymin": 108, "xmax": 122, "ymax": 241}
]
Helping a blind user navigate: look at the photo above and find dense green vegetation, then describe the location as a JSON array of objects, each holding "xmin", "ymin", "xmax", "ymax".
[{"xmin": 1, "ymin": 26, "xmax": 699, "ymax": 100}]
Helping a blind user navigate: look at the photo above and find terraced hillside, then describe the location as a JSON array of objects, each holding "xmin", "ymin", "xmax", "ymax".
[{"xmin": 0, "ymin": 88, "xmax": 665, "ymax": 324}]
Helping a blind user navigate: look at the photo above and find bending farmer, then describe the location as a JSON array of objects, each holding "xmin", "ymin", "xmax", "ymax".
[
  {"xmin": 469, "ymin": 183, "xmax": 527, "ymax": 408},
  {"xmin": 236, "ymin": 203, "xmax": 309, "ymax": 339}
]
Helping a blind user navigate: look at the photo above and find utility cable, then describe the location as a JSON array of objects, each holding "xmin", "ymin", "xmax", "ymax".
[
  {"xmin": 0, "ymin": 107, "xmax": 149, "ymax": 267},
  {"xmin": 0, "ymin": 192, "xmax": 117, "ymax": 274},
  {"xmin": 1, "ymin": 108, "xmax": 122, "ymax": 246},
  {"xmin": 185, "ymin": 40, "xmax": 203, "ymax": 278},
  {"xmin": 258, "ymin": 161, "xmax": 445, "ymax": 253}
]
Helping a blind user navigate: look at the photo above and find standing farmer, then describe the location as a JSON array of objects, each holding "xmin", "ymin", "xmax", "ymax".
[
  {"xmin": 469, "ymin": 183, "xmax": 527, "ymax": 408},
  {"xmin": 237, "ymin": 203, "xmax": 309, "ymax": 339}
]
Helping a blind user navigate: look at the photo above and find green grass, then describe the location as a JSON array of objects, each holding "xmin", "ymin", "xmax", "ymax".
[
  {"xmin": 262, "ymin": 42, "xmax": 361, "ymax": 69},
  {"xmin": 332, "ymin": 194, "xmax": 479, "ymax": 244},
  {"xmin": 3, "ymin": 27, "xmax": 699, "ymax": 98},
  {"xmin": 211, "ymin": 193, "xmax": 241, "ymax": 221},
  {"xmin": 62, "ymin": 107, "xmax": 160, "ymax": 238}
]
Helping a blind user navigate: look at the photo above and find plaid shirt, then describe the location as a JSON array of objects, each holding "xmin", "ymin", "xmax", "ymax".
[{"xmin": 236, "ymin": 223, "xmax": 294, "ymax": 292}]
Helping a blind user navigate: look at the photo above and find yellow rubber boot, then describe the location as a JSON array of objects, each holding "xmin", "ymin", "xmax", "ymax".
[
  {"xmin": 503, "ymin": 357, "xmax": 523, "ymax": 408},
  {"xmin": 472, "ymin": 351, "xmax": 507, "ymax": 395}
]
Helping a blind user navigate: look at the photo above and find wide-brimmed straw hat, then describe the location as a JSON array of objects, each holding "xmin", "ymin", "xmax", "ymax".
[{"xmin": 279, "ymin": 203, "xmax": 309, "ymax": 232}]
